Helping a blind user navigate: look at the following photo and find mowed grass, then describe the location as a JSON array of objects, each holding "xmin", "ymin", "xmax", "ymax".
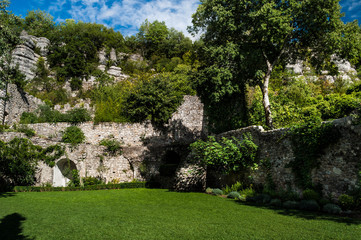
[{"xmin": 0, "ymin": 189, "xmax": 360, "ymax": 240}]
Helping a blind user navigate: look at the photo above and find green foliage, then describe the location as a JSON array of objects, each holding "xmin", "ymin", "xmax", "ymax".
[
  {"xmin": 68, "ymin": 169, "xmax": 80, "ymax": 187},
  {"xmin": 62, "ymin": 126, "xmax": 85, "ymax": 145},
  {"xmin": 0, "ymin": 137, "xmax": 64, "ymax": 187},
  {"xmin": 239, "ymin": 187, "xmax": 256, "ymax": 201},
  {"xmin": 20, "ymin": 106, "xmax": 91, "ymax": 124},
  {"xmin": 299, "ymin": 200, "xmax": 321, "ymax": 211},
  {"xmin": 190, "ymin": 134, "xmax": 258, "ymax": 174},
  {"xmin": 288, "ymin": 121, "xmax": 341, "ymax": 189},
  {"xmin": 323, "ymin": 204, "xmax": 342, "ymax": 214},
  {"xmin": 302, "ymin": 189, "xmax": 321, "ymax": 201},
  {"xmin": 99, "ymin": 136, "xmax": 122, "ymax": 156},
  {"xmin": 16, "ymin": 124, "xmax": 36, "ymax": 137},
  {"xmin": 338, "ymin": 194, "xmax": 355, "ymax": 210},
  {"xmin": 205, "ymin": 187, "xmax": 213, "ymax": 194},
  {"xmin": 70, "ymin": 77, "xmax": 83, "ymax": 91},
  {"xmin": 82, "ymin": 176, "xmax": 103, "ymax": 186},
  {"xmin": 212, "ymin": 188, "xmax": 223, "ymax": 196},
  {"xmin": 227, "ymin": 191, "xmax": 241, "ymax": 199},
  {"xmin": 23, "ymin": 9, "xmax": 55, "ymax": 38},
  {"xmin": 283, "ymin": 201, "xmax": 300, "ymax": 210},
  {"xmin": 123, "ymin": 73, "xmax": 194, "ymax": 127},
  {"xmin": 13, "ymin": 182, "xmax": 146, "ymax": 192}
]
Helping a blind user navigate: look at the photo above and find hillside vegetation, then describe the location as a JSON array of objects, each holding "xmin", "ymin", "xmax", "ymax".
[{"xmin": 1, "ymin": 0, "xmax": 361, "ymax": 131}]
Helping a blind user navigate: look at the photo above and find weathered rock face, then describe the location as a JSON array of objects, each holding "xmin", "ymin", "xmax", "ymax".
[
  {"xmin": 4, "ymin": 84, "xmax": 44, "ymax": 125},
  {"xmin": 286, "ymin": 56, "xmax": 359, "ymax": 85}
]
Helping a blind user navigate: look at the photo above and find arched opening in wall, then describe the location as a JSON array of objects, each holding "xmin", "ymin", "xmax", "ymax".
[
  {"xmin": 53, "ymin": 158, "xmax": 77, "ymax": 187},
  {"xmin": 159, "ymin": 150, "xmax": 181, "ymax": 177}
]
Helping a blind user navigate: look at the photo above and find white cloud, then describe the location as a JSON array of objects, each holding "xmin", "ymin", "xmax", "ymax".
[{"xmin": 49, "ymin": 0, "xmax": 200, "ymax": 38}]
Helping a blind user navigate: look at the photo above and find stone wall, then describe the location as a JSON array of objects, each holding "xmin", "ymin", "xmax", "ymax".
[
  {"xmin": 0, "ymin": 95, "xmax": 205, "ymax": 187},
  {"xmin": 215, "ymin": 117, "xmax": 361, "ymax": 199}
]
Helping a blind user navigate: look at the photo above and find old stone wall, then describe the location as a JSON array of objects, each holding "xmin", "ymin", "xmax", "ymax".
[
  {"xmin": 215, "ymin": 117, "xmax": 361, "ymax": 199},
  {"xmin": 0, "ymin": 95, "xmax": 205, "ymax": 187}
]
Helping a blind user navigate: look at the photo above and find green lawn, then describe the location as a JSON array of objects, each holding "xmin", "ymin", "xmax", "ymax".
[{"xmin": 0, "ymin": 189, "xmax": 360, "ymax": 240}]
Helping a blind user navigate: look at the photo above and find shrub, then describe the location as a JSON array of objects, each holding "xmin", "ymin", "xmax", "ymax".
[
  {"xmin": 99, "ymin": 137, "xmax": 122, "ymax": 156},
  {"xmin": 82, "ymin": 176, "xmax": 103, "ymax": 186},
  {"xmin": 283, "ymin": 201, "xmax": 300, "ymax": 209},
  {"xmin": 270, "ymin": 199, "xmax": 282, "ymax": 207},
  {"xmin": 227, "ymin": 191, "xmax": 241, "ymax": 199},
  {"xmin": 212, "ymin": 188, "xmax": 223, "ymax": 196},
  {"xmin": 67, "ymin": 169, "xmax": 80, "ymax": 187},
  {"xmin": 205, "ymin": 187, "xmax": 213, "ymax": 194},
  {"xmin": 240, "ymin": 187, "xmax": 256, "ymax": 201},
  {"xmin": 230, "ymin": 181, "xmax": 243, "ymax": 192},
  {"xmin": 222, "ymin": 185, "xmax": 232, "ymax": 195},
  {"xmin": 20, "ymin": 112, "xmax": 38, "ymax": 124},
  {"xmin": 70, "ymin": 77, "xmax": 83, "ymax": 91},
  {"xmin": 253, "ymin": 194, "xmax": 271, "ymax": 204},
  {"xmin": 299, "ymin": 200, "xmax": 320, "ymax": 211},
  {"xmin": 65, "ymin": 108, "xmax": 91, "ymax": 124},
  {"xmin": 302, "ymin": 189, "xmax": 321, "ymax": 201},
  {"xmin": 17, "ymin": 125, "xmax": 36, "ymax": 137},
  {"xmin": 62, "ymin": 126, "xmax": 85, "ymax": 145},
  {"xmin": 323, "ymin": 204, "xmax": 342, "ymax": 214},
  {"xmin": 338, "ymin": 194, "xmax": 354, "ymax": 210},
  {"xmin": 319, "ymin": 198, "xmax": 331, "ymax": 206}
]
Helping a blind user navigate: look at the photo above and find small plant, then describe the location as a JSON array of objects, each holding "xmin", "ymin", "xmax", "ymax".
[
  {"xmin": 222, "ymin": 185, "xmax": 232, "ymax": 195},
  {"xmin": 17, "ymin": 125, "xmax": 36, "ymax": 137},
  {"xmin": 99, "ymin": 136, "xmax": 123, "ymax": 156},
  {"xmin": 283, "ymin": 201, "xmax": 300, "ymax": 209},
  {"xmin": 68, "ymin": 169, "xmax": 80, "ymax": 187},
  {"xmin": 323, "ymin": 204, "xmax": 342, "ymax": 214},
  {"xmin": 110, "ymin": 178, "xmax": 121, "ymax": 184},
  {"xmin": 206, "ymin": 187, "xmax": 213, "ymax": 194},
  {"xmin": 62, "ymin": 126, "xmax": 85, "ymax": 145},
  {"xmin": 338, "ymin": 194, "xmax": 354, "ymax": 210},
  {"xmin": 230, "ymin": 181, "xmax": 243, "ymax": 192},
  {"xmin": 302, "ymin": 189, "xmax": 321, "ymax": 201},
  {"xmin": 239, "ymin": 187, "xmax": 256, "ymax": 201},
  {"xmin": 82, "ymin": 176, "xmax": 103, "ymax": 186},
  {"xmin": 212, "ymin": 188, "xmax": 223, "ymax": 196},
  {"xmin": 299, "ymin": 200, "xmax": 320, "ymax": 211},
  {"xmin": 227, "ymin": 191, "xmax": 241, "ymax": 199}
]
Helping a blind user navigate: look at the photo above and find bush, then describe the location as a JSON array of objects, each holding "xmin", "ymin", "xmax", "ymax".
[
  {"xmin": 20, "ymin": 112, "xmax": 38, "ymax": 124},
  {"xmin": 17, "ymin": 125, "xmax": 36, "ymax": 137},
  {"xmin": 82, "ymin": 176, "xmax": 104, "ymax": 186},
  {"xmin": 227, "ymin": 191, "xmax": 241, "ymax": 199},
  {"xmin": 212, "ymin": 188, "xmax": 223, "ymax": 196},
  {"xmin": 65, "ymin": 108, "xmax": 92, "ymax": 124},
  {"xmin": 206, "ymin": 187, "xmax": 213, "ymax": 194},
  {"xmin": 240, "ymin": 187, "xmax": 256, "ymax": 201},
  {"xmin": 67, "ymin": 169, "xmax": 80, "ymax": 187},
  {"xmin": 302, "ymin": 189, "xmax": 321, "ymax": 201},
  {"xmin": 299, "ymin": 200, "xmax": 320, "ymax": 211},
  {"xmin": 283, "ymin": 201, "xmax": 300, "ymax": 209},
  {"xmin": 338, "ymin": 194, "xmax": 354, "ymax": 210},
  {"xmin": 99, "ymin": 137, "xmax": 122, "ymax": 156},
  {"xmin": 62, "ymin": 126, "xmax": 85, "ymax": 145},
  {"xmin": 323, "ymin": 204, "xmax": 342, "ymax": 214},
  {"xmin": 270, "ymin": 199, "xmax": 282, "ymax": 207}
]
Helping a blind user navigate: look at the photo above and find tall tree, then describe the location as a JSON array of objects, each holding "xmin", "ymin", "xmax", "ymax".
[
  {"xmin": 23, "ymin": 9, "xmax": 56, "ymax": 38},
  {"xmin": 0, "ymin": 0, "xmax": 23, "ymax": 124},
  {"xmin": 190, "ymin": 0, "xmax": 343, "ymax": 129}
]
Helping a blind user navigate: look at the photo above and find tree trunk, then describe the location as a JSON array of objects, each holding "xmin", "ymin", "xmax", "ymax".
[{"xmin": 262, "ymin": 63, "xmax": 274, "ymax": 129}]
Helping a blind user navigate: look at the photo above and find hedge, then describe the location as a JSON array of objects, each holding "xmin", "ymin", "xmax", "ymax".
[{"xmin": 13, "ymin": 182, "xmax": 146, "ymax": 192}]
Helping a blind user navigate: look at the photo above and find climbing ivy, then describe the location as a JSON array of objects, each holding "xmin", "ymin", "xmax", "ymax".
[
  {"xmin": 287, "ymin": 121, "xmax": 341, "ymax": 189},
  {"xmin": 190, "ymin": 134, "xmax": 258, "ymax": 174}
]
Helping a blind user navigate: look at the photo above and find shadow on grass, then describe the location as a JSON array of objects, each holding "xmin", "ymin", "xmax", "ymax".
[
  {"xmin": 0, "ymin": 213, "xmax": 34, "ymax": 240},
  {"xmin": 0, "ymin": 192, "xmax": 16, "ymax": 198},
  {"xmin": 239, "ymin": 201, "xmax": 361, "ymax": 226}
]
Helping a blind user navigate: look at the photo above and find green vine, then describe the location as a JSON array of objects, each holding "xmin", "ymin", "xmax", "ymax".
[{"xmin": 287, "ymin": 121, "xmax": 341, "ymax": 189}]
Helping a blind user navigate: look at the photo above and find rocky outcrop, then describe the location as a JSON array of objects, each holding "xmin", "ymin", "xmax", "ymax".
[
  {"xmin": 10, "ymin": 31, "xmax": 50, "ymax": 80},
  {"xmin": 286, "ymin": 56, "xmax": 359, "ymax": 85}
]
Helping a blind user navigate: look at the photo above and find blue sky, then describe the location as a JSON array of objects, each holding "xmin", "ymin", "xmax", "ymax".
[{"xmin": 7, "ymin": 0, "xmax": 361, "ymax": 38}]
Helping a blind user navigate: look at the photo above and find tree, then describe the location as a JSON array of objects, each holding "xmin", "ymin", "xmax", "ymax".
[
  {"xmin": 23, "ymin": 9, "xmax": 55, "ymax": 38},
  {"xmin": 190, "ymin": 0, "xmax": 344, "ymax": 129},
  {"xmin": 0, "ymin": 0, "xmax": 24, "ymax": 124}
]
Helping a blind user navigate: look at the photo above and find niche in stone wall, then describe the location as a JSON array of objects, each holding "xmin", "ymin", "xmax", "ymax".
[
  {"xmin": 53, "ymin": 158, "xmax": 77, "ymax": 187},
  {"xmin": 159, "ymin": 150, "xmax": 181, "ymax": 177}
]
